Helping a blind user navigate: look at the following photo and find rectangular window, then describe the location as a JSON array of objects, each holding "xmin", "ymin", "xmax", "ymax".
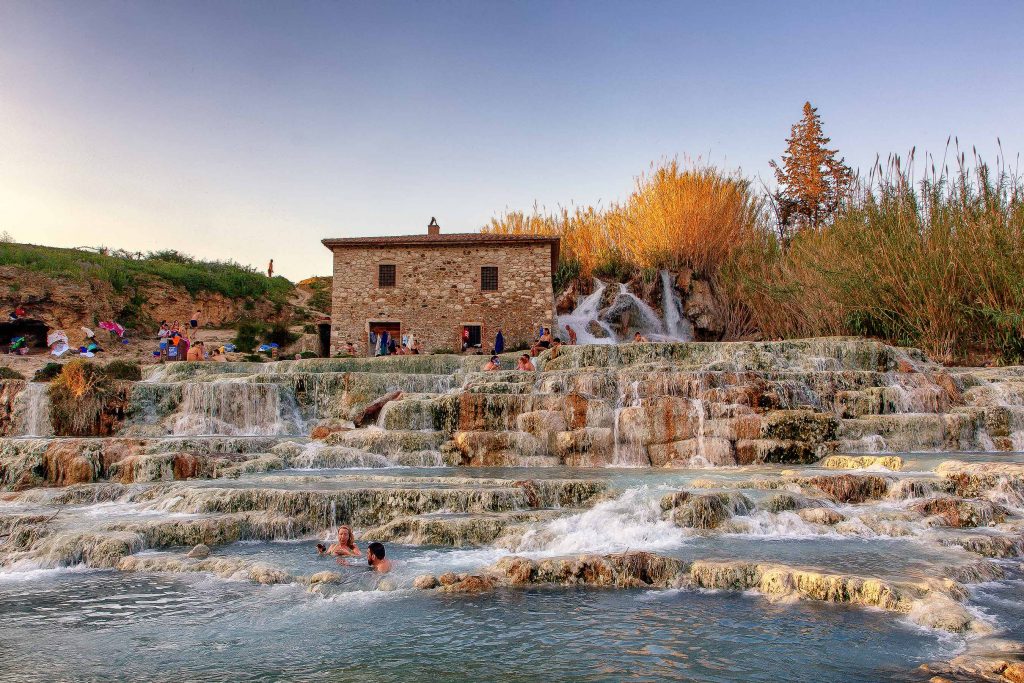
[
  {"xmin": 481, "ymin": 266, "xmax": 498, "ymax": 291},
  {"xmin": 378, "ymin": 264, "xmax": 396, "ymax": 288}
]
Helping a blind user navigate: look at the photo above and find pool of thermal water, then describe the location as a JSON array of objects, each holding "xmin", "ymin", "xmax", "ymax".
[
  {"xmin": 2, "ymin": 455, "xmax": 1021, "ymax": 681},
  {"xmin": 0, "ymin": 568, "xmax": 955, "ymax": 683}
]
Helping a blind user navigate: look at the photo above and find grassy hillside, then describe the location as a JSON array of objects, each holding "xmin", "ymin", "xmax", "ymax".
[{"xmin": 0, "ymin": 243, "xmax": 293, "ymax": 304}]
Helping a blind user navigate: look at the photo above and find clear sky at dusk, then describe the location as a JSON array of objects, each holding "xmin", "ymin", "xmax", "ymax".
[{"xmin": 1, "ymin": 1, "xmax": 1022, "ymax": 280}]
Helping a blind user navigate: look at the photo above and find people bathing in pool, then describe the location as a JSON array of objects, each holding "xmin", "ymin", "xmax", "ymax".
[{"xmin": 315, "ymin": 531, "xmax": 391, "ymax": 574}]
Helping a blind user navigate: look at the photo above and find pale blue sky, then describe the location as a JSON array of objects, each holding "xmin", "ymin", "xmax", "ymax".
[{"xmin": 1, "ymin": 1, "xmax": 1021, "ymax": 279}]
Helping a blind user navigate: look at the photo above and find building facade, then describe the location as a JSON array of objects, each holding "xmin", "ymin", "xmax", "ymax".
[{"xmin": 322, "ymin": 223, "xmax": 559, "ymax": 356}]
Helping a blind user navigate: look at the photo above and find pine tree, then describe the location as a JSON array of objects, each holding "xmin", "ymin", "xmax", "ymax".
[{"xmin": 769, "ymin": 102, "xmax": 853, "ymax": 244}]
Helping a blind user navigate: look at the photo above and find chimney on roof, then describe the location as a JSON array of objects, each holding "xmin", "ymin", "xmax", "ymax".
[{"xmin": 427, "ymin": 217, "xmax": 440, "ymax": 236}]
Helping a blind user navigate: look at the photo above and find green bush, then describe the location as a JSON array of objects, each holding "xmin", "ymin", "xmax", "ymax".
[
  {"xmin": 33, "ymin": 363, "xmax": 64, "ymax": 382},
  {"xmin": 234, "ymin": 321, "xmax": 264, "ymax": 353},
  {"xmin": 298, "ymin": 351, "xmax": 318, "ymax": 359},
  {"xmin": 0, "ymin": 366, "xmax": 25, "ymax": 380},
  {"xmin": 307, "ymin": 277, "xmax": 332, "ymax": 312},
  {"xmin": 265, "ymin": 323, "xmax": 299, "ymax": 348},
  {"xmin": 102, "ymin": 360, "xmax": 142, "ymax": 381},
  {"xmin": 241, "ymin": 353, "xmax": 266, "ymax": 363}
]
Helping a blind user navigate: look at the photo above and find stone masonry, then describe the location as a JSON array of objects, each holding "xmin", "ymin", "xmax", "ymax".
[{"xmin": 322, "ymin": 227, "xmax": 558, "ymax": 355}]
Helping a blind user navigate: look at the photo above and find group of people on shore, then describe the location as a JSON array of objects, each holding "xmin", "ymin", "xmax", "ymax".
[
  {"xmin": 315, "ymin": 525, "xmax": 392, "ymax": 574},
  {"xmin": 368, "ymin": 329, "xmax": 423, "ymax": 356},
  {"xmin": 155, "ymin": 311, "xmax": 229, "ymax": 362}
]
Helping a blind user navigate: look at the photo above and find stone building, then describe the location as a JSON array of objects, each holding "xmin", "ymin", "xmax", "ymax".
[{"xmin": 322, "ymin": 222, "xmax": 559, "ymax": 355}]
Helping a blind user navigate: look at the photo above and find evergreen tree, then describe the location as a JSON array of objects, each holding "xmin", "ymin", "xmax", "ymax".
[{"xmin": 769, "ymin": 102, "xmax": 853, "ymax": 244}]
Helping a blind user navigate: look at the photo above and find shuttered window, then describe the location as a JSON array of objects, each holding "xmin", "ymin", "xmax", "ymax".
[
  {"xmin": 481, "ymin": 266, "xmax": 498, "ymax": 291},
  {"xmin": 378, "ymin": 264, "xmax": 396, "ymax": 288}
]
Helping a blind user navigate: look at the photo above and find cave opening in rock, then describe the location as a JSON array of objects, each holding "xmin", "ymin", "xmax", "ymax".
[{"xmin": 0, "ymin": 318, "xmax": 50, "ymax": 349}]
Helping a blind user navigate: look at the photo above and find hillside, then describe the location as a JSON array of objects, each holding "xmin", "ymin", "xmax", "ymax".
[{"xmin": 0, "ymin": 242, "xmax": 298, "ymax": 340}]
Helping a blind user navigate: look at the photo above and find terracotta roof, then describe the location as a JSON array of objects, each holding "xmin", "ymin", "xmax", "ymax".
[{"xmin": 321, "ymin": 232, "xmax": 559, "ymax": 248}]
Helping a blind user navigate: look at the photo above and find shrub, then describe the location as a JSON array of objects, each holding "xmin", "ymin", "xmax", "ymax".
[
  {"xmin": 298, "ymin": 351, "xmax": 318, "ymax": 359},
  {"xmin": 0, "ymin": 366, "xmax": 24, "ymax": 380},
  {"xmin": 241, "ymin": 353, "xmax": 266, "ymax": 363},
  {"xmin": 306, "ymin": 277, "xmax": 332, "ymax": 312},
  {"xmin": 484, "ymin": 160, "xmax": 765, "ymax": 280},
  {"xmin": 33, "ymin": 363, "xmax": 64, "ymax": 382},
  {"xmin": 234, "ymin": 322, "xmax": 264, "ymax": 353},
  {"xmin": 265, "ymin": 323, "xmax": 299, "ymax": 348},
  {"xmin": 103, "ymin": 360, "xmax": 142, "ymax": 381},
  {"xmin": 48, "ymin": 359, "xmax": 112, "ymax": 436}
]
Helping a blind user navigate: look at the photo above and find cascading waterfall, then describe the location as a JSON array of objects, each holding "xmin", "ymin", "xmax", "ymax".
[
  {"xmin": 171, "ymin": 382, "xmax": 300, "ymax": 436},
  {"xmin": 557, "ymin": 279, "xmax": 616, "ymax": 344},
  {"xmin": 612, "ymin": 380, "xmax": 648, "ymax": 467},
  {"xmin": 615, "ymin": 283, "xmax": 667, "ymax": 338},
  {"xmin": 13, "ymin": 383, "xmax": 54, "ymax": 437},
  {"xmin": 660, "ymin": 270, "xmax": 694, "ymax": 341}
]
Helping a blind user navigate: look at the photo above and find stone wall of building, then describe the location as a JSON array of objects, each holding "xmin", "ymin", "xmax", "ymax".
[{"xmin": 329, "ymin": 243, "xmax": 555, "ymax": 355}]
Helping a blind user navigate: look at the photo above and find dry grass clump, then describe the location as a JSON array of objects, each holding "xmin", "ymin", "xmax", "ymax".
[
  {"xmin": 48, "ymin": 359, "xmax": 112, "ymax": 436},
  {"xmin": 485, "ymin": 160, "xmax": 765, "ymax": 282}
]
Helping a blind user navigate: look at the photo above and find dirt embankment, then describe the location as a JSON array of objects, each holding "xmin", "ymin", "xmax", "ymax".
[{"xmin": 1, "ymin": 265, "xmax": 293, "ymax": 334}]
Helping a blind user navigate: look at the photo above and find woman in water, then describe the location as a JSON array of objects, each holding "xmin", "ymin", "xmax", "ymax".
[{"xmin": 318, "ymin": 525, "xmax": 361, "ymax": 560}]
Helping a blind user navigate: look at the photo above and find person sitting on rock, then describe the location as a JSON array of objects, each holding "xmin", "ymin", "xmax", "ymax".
[
  {"xmin": 483, "ymin": 355, "xmax": 501, "ymax": 371},
  {"xmin": 186, "ymin": 340, "xmax": 205, "ymax": 361},
  {"xmin": 320, "ymin": 525, "xmax": 361, "ymax": 561},
  {"xmin": 517, "ymin": 354, "xmax": 536, "ymax": 371},
  {"xmin": 366, "ymin": 542, "xmax": 392, "ymax": 574},
  {"xmin": 633, "ymin": 332, "xmax": 648, "ymax": 343},
  {"xmin": 550, "ymin": 337, "xmax": 562, "ymax": 359},
  {"xmin": 530, "ymin": 328, "xmax": 552, "ymax": 356}
]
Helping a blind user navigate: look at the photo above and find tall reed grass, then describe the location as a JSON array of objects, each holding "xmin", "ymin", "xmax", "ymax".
[{"xmin": 730, "ymin": 153, "xmax": 1024, "ymax": 362}]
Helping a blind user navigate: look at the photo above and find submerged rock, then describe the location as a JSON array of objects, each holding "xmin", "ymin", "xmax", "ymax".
[
  {"xmin": 806, "ymin": 474, "xmax": 891, "ymax": 503},
  {"xmin": 660, "ymin": 491, "xmax": 753, "ymax": 530},
  {"xmin": 912, "ymin": 497, "xmax": 1009, "ymax": 529},
  {"xmin": 818, "ymin": 455, "xmax": 903, "ymax": 471},
  {"xmin": 186, "ymin": 543, "xmax": 210, "ymax": 559},
  {"xmin": 490, "ymin": 551, "xmax": 686, "ymax": 589},
  {"xmin": 413, "ymin": 574, "xmax": 439, "ymax": 590}
]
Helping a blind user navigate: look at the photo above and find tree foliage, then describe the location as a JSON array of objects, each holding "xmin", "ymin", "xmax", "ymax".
[{"xmin": 769, "ymin": 102, "xmax": 853, "ymax": 245}]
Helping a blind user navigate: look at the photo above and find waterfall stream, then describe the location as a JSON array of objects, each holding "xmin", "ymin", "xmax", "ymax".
[
  {"xmin": 171, "ymin": 382, "xmax": 302, "ymax": 436},
  {"xmin": 14, "ymin": 383, "xmax": 54, "ymax": 437}
]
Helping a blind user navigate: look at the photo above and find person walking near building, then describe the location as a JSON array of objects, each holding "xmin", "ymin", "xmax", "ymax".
[{"xmin": 494, "ymin": 328, "xmax": 504, "ymax": 355}]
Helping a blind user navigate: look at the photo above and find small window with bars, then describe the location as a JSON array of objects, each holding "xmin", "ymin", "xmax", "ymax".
[
  {"xmin": 481, "ymin": 266, "xmax": 498, "ymax": 291},
  {"xmin": 378, "ymin": 264, "xmax": 396, "ymax": 288}
]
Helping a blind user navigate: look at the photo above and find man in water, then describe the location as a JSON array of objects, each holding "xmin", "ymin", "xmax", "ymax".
[
  {"xmin": 366, "ymin": 542, "xmax": 392, "ymax": 573},
  {"xmin": 516, "ymin": 354, "xmax": 536, "ymax": 371},
  {"xmin": 633, "ymin": 332, "xmax": 649, "ymax": 343}
]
